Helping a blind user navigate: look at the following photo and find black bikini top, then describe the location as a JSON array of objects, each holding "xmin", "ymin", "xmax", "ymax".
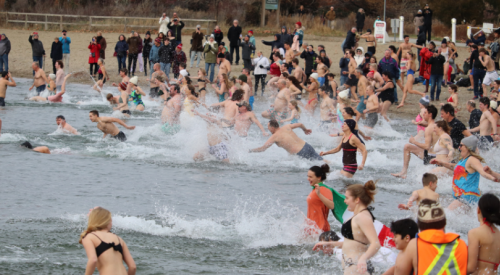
[
  {"xmin": 90, "ymin": 233, "xmax": 124, "ymax": 258},
  {"xmin": 341, "ymin": 208, "xmax": 375, "ymax": 245}
]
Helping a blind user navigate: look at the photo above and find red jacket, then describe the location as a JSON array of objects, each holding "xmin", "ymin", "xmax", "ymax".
[
  {"xmin": 419, "ymin": 47, "xmax": 433, "ymax": 80},
  {"xmin": 88, "ymin": 43, "xmax": 101, "ymax": 63}
]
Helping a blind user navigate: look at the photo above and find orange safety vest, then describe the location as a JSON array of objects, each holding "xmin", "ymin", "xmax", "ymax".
[{"xmin": 416, "ymin": 229, "xmax": 468, "ymax": 275}]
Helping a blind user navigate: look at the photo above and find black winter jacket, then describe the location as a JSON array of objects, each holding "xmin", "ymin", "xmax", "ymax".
[{"xmin": 50, "ymin": 41, "xmax": 63, "ymax": 60}]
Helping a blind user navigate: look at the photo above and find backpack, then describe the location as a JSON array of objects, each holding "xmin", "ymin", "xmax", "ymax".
[{"xmin": 456, "ymin": 77, "xmax": 471, "ymax": 87}]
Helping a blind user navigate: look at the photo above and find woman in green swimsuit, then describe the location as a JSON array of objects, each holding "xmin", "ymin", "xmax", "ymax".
[{"xmin": 128, "ymin": 76, "xmax": 146, "ymax": 111}]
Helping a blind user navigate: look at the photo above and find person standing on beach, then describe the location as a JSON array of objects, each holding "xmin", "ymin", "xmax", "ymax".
[
  {"xmin": 172, "ymin": 44, "xmax": 186, "ymax": 79},
  {"xmin": 356, "ymin": 9, "xmax": 365, "ymax": 34},
  {"xmin": 413, "ymin": 10, "xmax": 424, "ymax": 35},
  {"xmin": 167, "ymin": 17, "xmax": 185, "ymax": 47},
  {"xmin": 422, "ymin": 4, "xmax": 432, "ymax": 43},
  {"xmin": 88, "ymin": 37, "xmax": 101, "ymax": 78},
  {"xmin": 50, "ymin": 37, "xmax": 62, "ymax": 74},
  {"xmin": 159, "ymin": 13, "xmax": 169, "ymax": 35},
  {"xmin": 190, "ymin": 25, "xmax": 204, "ymax": 68},
  {"xmin": 0, "ymin": 72, "xmax": 16, "ymax": 107},
  {"xmin": 115, "ymin": 35, "xmax": 128, "ymax": 73},
  {"xmin": 0, "ymin": 34, "xmax": 11, "ymax": 73},
  {"xmin": 325, "ymin": 7, "xmax": 336, "ymax": 29},
  {"xmin": 126, "ymin": 32, "xmax": 141, "ymax": 77},
  {"xmin": 29, "ymin": 32, "xmax": 45, "ymax": 76},
  {"xmin": 227, "ymin": 20, "xmax": 242, "ymax": 65},
  {"xmin": 59, "ymin": 30, "xmax": 71, "ymax": 73}
]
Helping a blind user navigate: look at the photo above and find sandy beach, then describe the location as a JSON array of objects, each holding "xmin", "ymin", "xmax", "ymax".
[{"xmin": 3, "ymin": 29, "xmax": 475, "ymax": 122}]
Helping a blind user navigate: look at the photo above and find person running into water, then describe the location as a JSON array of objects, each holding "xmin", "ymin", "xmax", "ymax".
[
  {"xmin": 470, "ymin": 97, "xmax": 497, "ymax": 150},
  {"xmin": 193, "ymin": 110, "xmax": 231, "ymax": 162},
  {"xmin": 111, "ymin": 82, "xmax": 131, "ymax": 117},
  {"xmin": 318, "ymin": 86, "xmax": 336, "ymax": 133},
  {"xmin": 28, "ymin": 62, "xmax": 48, "ymax": 95},
  {"xmin": 249, "ymin": 119, "xmax": 323, "ymax": 161},
  {"xmin": 427, "ymin": 120, "xmax": 455, "ymax": 177},
  {"xmin": 21, "ymin": 141, "xmax": 50, "ymax": 154},
  {"xmin": 391, "ymin": 105, "xmax": 438, "ymax": 179},
  {"xmin": 212, "ymin": 73, "xmax": 231, "ymax": 102},
  {"xmin": 210, "ymin": 89, "xmax": 244, "ymax": 130},
  {"xmin": 320, "ymin": 119, "xmax": 367, "ymax": 178},
  {"xmin": 29, "ymin": 74, "xmax": 72, "ymax": 103},
  {"xmin": 281, "ymin": 100, "xmax": 301, "ymax": 125},
  {"xmin": 262, "ymin": 80, "xmax": 291, "ymax": 123},
  {"xmin": 306, "ymin": 164, "xmax": 334, "ymax": 234},
  {"xmin": 112, "ymin": 68, "xmax": 130, "ymax": 88},
  {"xmin": 88, "ymin": 110, "xmax": 135, "ymax": 142},
  {"xmin": 161, "ymin": 84, "xmax": 182, "ymax": 135},
  {"xmin": 382, "ymin": 218, "xmax": 419, "ymax": 275},
  {"xmin": 430, "ymin": 135, "xmax": 498, "ymax": 210},
  {"xmin": 128, "ymin": 76, "xmax": 146, "ymax": 111},
  {"xmin": 362, "ymin": 85, "xmax": 379, "ymax": 129},
  {"xmin": 467, "ymin": 193, "xmax": 500, "ymax": 275},
  {"xmin": 375, "ymin": 71, "xmax": 395, "ymax": 122},
  {"xmin": 412, "ymin": 96, "xmax": 429, "ymax": 139},
  {"xmin": 79, "ymin": 207, "xmax": 136, "ymax": 275},
  {"xmin": 0, "ymin": 72, "xmax": 16, "ymax": 106},
  {"xmin": 396, "ymin": 35, "xmax": 423, "ymax": 88},
  {"xmin": 397, "ymin": 52, "xmax": 425, "ymax": 108},
  {"xmin": 55, "ymin": 115, "xmax": 79, "ymax": 135},
  {"xmin": 398, "ymin": 173, "xmax": 439, "ymax": 210},
  {"xmin": 92, "ymin": 59, "xmax": 109, "ymax": 92},
  {"xmin": 301, "ymin": 73, "xmax": 320, "ymax": 115},
  {"xmin": 313, "ymin": 181, "xmax": 381, "ymax": 275},
  {"xmin": 440, "ymin": 84, "xmax": 458, "ymax": 110},
  {"xmin": 233, "ymin": 100, "xmax": 268, "ymax": 137}
]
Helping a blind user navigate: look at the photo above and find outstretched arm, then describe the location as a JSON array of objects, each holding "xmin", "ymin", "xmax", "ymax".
[
  {"xmin": 354, "ymin": 138, "xmax": 368, "ymax": 170},
  {"xmin": 60, "ymin": 73, "xmax": 72, "ymax": 95},
  {"xmin": 249, "ymin": 136, "xmax": 275, "ymax": 153},
  {"xmin": 103, "ymin": 117, "xmax": 135, "ymax": 130},
  {"xmin": 320, "ymin": 141, "xmax": 342, "ymax": 156},
  {"xmin": 290, "ymin": 123, "xmax": 311, "ymax": 135}
]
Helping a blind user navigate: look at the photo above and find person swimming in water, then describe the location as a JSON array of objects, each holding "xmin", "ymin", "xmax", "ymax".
[
  {"xmin": 55, "ymin": 115, "xmax": 79, "ymax": 135},
  {"xmin": 128, "ymin": 76, "xmax": 146, "ymax": 111},
  {"xmin": 193, "ymin": 110, "xmax": 231, "ymax": 162},
  {"xmin": 21, "ymin": 141, "xmax": 50, "ymax": 154},
  {"xmin": 29, "ymin": 74, "xmax": 72, "ymax": 103},
  {"xmin": 88, "ymin": 110, "xmax": 135, "ymax": 142}
]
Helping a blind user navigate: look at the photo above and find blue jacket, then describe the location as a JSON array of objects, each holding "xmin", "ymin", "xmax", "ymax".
[
  {"xmin": 149, "ymin": 44, "xmax": 160, "ymax": 63},
  {"xmin": 378, "ymin": 57, "xmax": 399, "ymax": 79},
  {"xmin": 470, "ymin": 34, "xmax": 486, "ymax": 45},
  {"xmin": 59, "ymin": 36, "xmax": 71, "ymax": 54},
  {"xmin": 114, "ymin": 40, "xmax": 129, "ymax": 56}
]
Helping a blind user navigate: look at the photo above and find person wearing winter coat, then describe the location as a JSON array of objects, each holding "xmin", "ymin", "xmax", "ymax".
[
  {"xmin": 325, "ymin": 6, "xmax": 336, "ymax": 29},
  {"xmin": 227, "ymin": 20, "xmax": 242, "ymax": 65},
  {"xmin": 279, "ymin": 26, "xmax": 292, "ymax": 46},
  {"xmin": 240, "ymin": 35, "xmax": 256, "ymax": 71},
  {"xmin": 419, "ymin": 42, "xmax": 436, "ymax": 94},
  {"xmin": 354, "ymin": 47, "xmax": 365, "ymax": 67},
  {"xmin": 416, "ymin": 26, "xmax": 426, "ymax": 68},
  {"xmin": 88, "ymin": 37, "xmax": 101, "ymax": 77},
  {"xmin": 356, "ymin": 9, "xmax": 365, "ymax": 33},
  {"xmin": 115, "ymin": 35, "xmax": 129, "ymax": 73},
  {"xmin": 159, "ymin": 13, "xmax": 170, "ymax": 35},
  {"xmin": 426, "ymin": 48, "xmax": 445, "ymax": 100},
  {"xmin": 172, "ymin": 44, "xmax": 186, "ymax": 79},
  {"xmin": 159, "ymin": 39, "xmax": 175, "ymax": 77},
  {"xmin": 252, "ymin": 51, "xmax": 269, "ymax": 96},
  {"xmin": 213, "ymin": 26, "xmax": 224, "ymax": 46},
  {"xmin": 413, "ymin": 10, "xmax": 424, "ymax": 35},
  {"xmin": 59, "ymin": 30, "xmax": 71, "ymax": 73},
  {"xmin": 422, "ymin": 4, "xmax": 433, "ymax": 42},
  {"xmin": 262, "ymin": 34, "xmax": 284, "ymax": 60},
  {"xmin": 50, "ymin": 37, "xmax": 63, "ymax": 74},
  {"xmin": 204, "ymin": 35, "xmax": 218, "ymax": 82},
  {"xmin": 143, "ymin": 31, "xmax": 153, "ymax": 76},
  {"xmin": 96, "ymin": 32, "xmax": 107, "ymax": 59},
  {"xmin": 29, "ymin": 32, "xmax": 46, "ymax": 75},
  {"xmin": 167, "ymin": 18, "xmax": 185, "ymax": 45},
  {"xmin": 343, "ymin": 28, "xmax": 357, "ymax": 51},
  {"xmin": 126, "ymin": 33, "xmax": 141, "ymax": 76},
  {"xmin": 339, "ymin": 51, "xmax": 350, "ymax": 85},
  {"xmin": 0, "ymin": 34, "xmax": 11, "ymax": 72},
  {"xmin": 190, "ymin": 26, "xmax": 204, "ymax": 68},
  {"xmin": 149, "ymin": 38, "xmax": 161, "ymax": 77},
  {"xmin": 300, "ymin": 45, "xmax": 318, "ymax": 77}
]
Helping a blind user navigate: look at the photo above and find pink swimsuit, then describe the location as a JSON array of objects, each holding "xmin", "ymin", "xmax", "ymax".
[
  {"xmin": 416, "ymin": 113, "xmax": 425, "ymax": 132},
  {"xmin": 47, "ymin": 92, "xmax": 63, "ymax": 103}
]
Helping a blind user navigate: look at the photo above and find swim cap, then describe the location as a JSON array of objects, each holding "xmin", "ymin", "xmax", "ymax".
[
  {"xmin": 130, "ymin": 76, "xmax": 138, "ymax": 85},
  {"xmin": 419, "ymin": 96, "xmax": 430, "ymax": 107},
  {"xmin": 461, "ymin": 135, "xmax": 478, "ymax": 152},
  {"xmin": 310, "ymin": 73, "xmax": 319, "ymax": 80},
  {"xmin": 180, "ymin": 70, "xmax": 188, "ymax": 77},
  {"xmin": 491, "ymin": 101, "xmax": 498, "ymax": 110},
  {"xmin": 345, "ymin": 119, "xmax": 356, "ymax": 132},
  {"xmin": 418, "ymin": 200, "xmax": 445, "ymax": 223},
  {"xmin": 338, "ymin": 90, "xmax": 349, "ymax": 100},
  {"xmin": 49, "ymin": 74, "xmax": 56, "ymax": 80},
  {"xmin": 238, "ymin": 74, "xmax": 247, "ymax": 82}
]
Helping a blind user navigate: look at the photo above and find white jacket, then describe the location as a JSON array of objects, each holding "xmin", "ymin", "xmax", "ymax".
[
  {"xmin": 159, "ymin": 16, "xmax": 170, "ymax": 34},
  {"xmin": 252, "ymin": 56, "xmax": 270, "ymax": 75}
]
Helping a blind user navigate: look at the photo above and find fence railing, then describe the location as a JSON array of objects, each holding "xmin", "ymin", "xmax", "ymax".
[{"xmin": 0, "ymin": 12, "xmax": 217, "ymax": 33}]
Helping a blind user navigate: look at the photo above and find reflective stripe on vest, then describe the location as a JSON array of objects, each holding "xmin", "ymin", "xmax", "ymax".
[{"xmin": 423, "ymin": 240, "xmax": 461, "ymax": 275}]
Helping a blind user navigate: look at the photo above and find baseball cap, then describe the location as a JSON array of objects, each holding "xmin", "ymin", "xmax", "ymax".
[{"xmin": 236, "ymin": 101, "xmax": 252, "ymax": 111}]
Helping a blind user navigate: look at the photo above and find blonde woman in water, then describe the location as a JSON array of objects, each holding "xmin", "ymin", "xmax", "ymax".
[{"xmin": 79, "ymin": 207, "xmax": 136, "ymax": 275}]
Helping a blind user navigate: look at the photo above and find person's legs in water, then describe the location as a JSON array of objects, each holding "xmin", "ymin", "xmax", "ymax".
[{"xmin": 391, "ymin": 144, "xmax": 425, "ymax": 178}]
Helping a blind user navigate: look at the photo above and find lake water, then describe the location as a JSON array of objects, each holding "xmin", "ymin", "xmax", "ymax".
[{"xmin": 0, "ymin": 78, "xmax": 498, "ymax": 274}]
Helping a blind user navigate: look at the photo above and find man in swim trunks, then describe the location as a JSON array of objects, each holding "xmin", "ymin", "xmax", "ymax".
[
  {"xmin": 193, "ymin": 110, "xmax": 231, "ymax": 162},
  {"xmin": 346, "ymin": 50, "xmax": 359, "ymax": 101},
  {"xmin": 262, "ymin": 79, "xmax": 291, "ymax": 123},
  {"xmin": 21, "ymin": 141, "xmax": 50, "ymax": 154},
  {"xmin": 161, "ymin": 84, "xmax": 182, "ymax": 134},
  {"xmin": 210, "ymin": 89, "xmax": 244, "ymax": 129},
  {"xmin": 362, "ymin": 85, "xmax": 379, "ymax": 129},
  {"xmin": 470, "ymin": 97, "xmax": 497, "ymax": 150},
  {"xmin": 148, "ymin": 63, "xmax": 167, "ymax": 98},
  {"xmin": 236, "ymin": 75, "xmax": 252, "ymax": 108},
  {"xmin": 392, "ymin": 105, "xmax": 438, "ymax": 179},
  {"xmin": 318, "ymin": 86, "xmax": 335, "ymax": 132},
  {"xmin": 56, "ymin": 115, "xmax": 79, "ymax": 135},
  {"xmin": 314, "ymin": 57, "xmax": 329, "ymax": 87},
  {"xmin": 233, "ymin": 100, "xmax": 268, "ymax": 137},
  {"xmin": 249, "ymin": 119, "xmax": 324, "ymax": 161},
  {"xmin": 0, "ymin": 72, "xmax": 16, "ymax": 106},
  {"xmin": 88, "ymin": 110, "xmax": 135, "ymax": 142},
  {"xmin": 28, "ymin": 62, "xmax": 48, "ymax": 95},
  {"xmin": 355, "ymin": 68, "xmax": 368, "ymax": 118},
  {"xmin": 396, "ymin": 35, "xmax": 422, "ymax": 86},
  {"xmin": 478, "ymin": 48, "xmax": 499, "ymax": 98},
  {"xmin": 217, "ymin": 52, "xmax": 231, "ymax": 77},
  {"xmin": 292, "ymin": 58, "xmax": 306, "ymax": 85},
  {"xmin": 29, "ymin": 73, "xmax": 72, "ymax": 103}
]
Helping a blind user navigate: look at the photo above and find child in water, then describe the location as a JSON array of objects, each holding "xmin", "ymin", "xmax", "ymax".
[
  {"xmin": 398, "ymin": 173, "xmax": 439, "ymax": 210},
  {"xmin": 281, "ymin": 100, "xmax": 301, "ymax": 124},
  {"xmin": 382, "ymin": 218, "xmax": 419, "ymax": 275}
]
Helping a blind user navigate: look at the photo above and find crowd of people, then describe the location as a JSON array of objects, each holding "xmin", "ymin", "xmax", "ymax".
[{"xmin": 1, "ymin": 9, "xmax": 500, "ymax": 275}]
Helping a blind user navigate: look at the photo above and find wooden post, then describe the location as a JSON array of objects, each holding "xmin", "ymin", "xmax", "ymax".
[
  {"xmin": 5, "ymin": 13, "xmax": 8, "ymax": 27},
  {"xmin": 45, "ymin": 15, "xmax": 47, "ymax": 30},
  {"xmin": 60, "ymin": 16, "xmax": 63, "ymax": 31},
  {"xmin": 25, "ymin": 14, "xmax": 27, "ymax": 29},
  {"xmin": 276, "ymin": 0, "xmax": 280, "ymax": 26},
  {"xmin": 124, "ymin": 18, "xmax": 127, "ymax": 32},
  {"xmin": 89, "ymin": 16, "xmax": 92, "ymax": 31},
  {"xmin": 206, "ymin": 21, "xmax": 210, "ymax": 34},
  {"xmin": 261, "ymin": 0, "xmax": 265, "ymax": 27}
]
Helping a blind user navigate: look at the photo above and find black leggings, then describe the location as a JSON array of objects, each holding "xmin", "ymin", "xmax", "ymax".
[
  {"xmin": 128, "ymin": 53, "xmax": 138, "ymax": 75},
  {"xmin": 143, "ymin": 55, "xmax": 150, "ymax": 75},
  {"xmin": 89, "ymin": 63, "xmax": 98, "ymax": 76},
  {"xmin": 255, "ymin": 74, "xmax": 266, "ymax": 95},
  {"xmin": 52, "ymin": 59, "xmax": 57, "ymax": 74}
]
